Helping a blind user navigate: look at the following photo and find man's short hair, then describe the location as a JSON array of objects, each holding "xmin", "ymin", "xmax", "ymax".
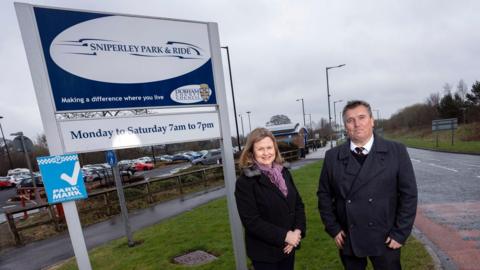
[{"xmin": 342, "ymin": 100, "xmax": 373, "ymax": 122}]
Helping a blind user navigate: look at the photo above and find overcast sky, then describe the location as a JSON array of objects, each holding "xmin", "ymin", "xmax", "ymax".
[{"xmin": 1, "ymin": 0, "xmax": 479, "ymax": 141}]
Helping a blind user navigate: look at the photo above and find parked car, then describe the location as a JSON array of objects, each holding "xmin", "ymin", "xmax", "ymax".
[
  {"xmin": 7, "ymin": 169, "xmax": 31, "ymax": 185},
  {"xmin": 16, "ymin": 175, "xmax": 43, "ymax": 189},
  {"xmin": 82, "ymin": 168, "xmax": 106, "ymax": 182},
  {"xmin": 118, "ymin": 160, "xmax": 133, "ymax": 165},
  {"xmin": 156, "ymin": 155, "xmax": 173, "ymax": 162},
  {"xmin": 7, "ymin": 168, "xmax": 30, "ymax": 176},
  {"xmin": 117, "ymin": 160, "xmax": 135, "ymax": 176},
  {"xmin": 192, "ymin": 150, "xmax": 222, "ymax": 165},
  {"xmin": 10, "ymin": 174, "xmax": 32, "ymax": 185},
  {"xmin": 131, "ymin": 160, "xmax": 154, "ymax": 171},
  {"xmin": 172, "ymin": 154, "xmax": 192, "ymax": 162},
  {"xmin": 183, "ymin": 151, "xmax": 203, "ymax": 160},
  {"xmin": 137, "ymin": 156, "xmax": 153, "ymax": 163},
  {"xmin": 0, "ymin": 177, "xmax": 14, "ymax": 189}
]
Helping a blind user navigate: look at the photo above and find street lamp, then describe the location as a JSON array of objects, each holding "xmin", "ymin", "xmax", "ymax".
[
  {"xmin": 246, "ymin": 111, "xmax": 252, "ymax": 133},
  {"xmin": 296, "ymin": 98, "xmax": 306, "ymax": 127},
  {"xmin": 372, "ymin": 109, "xmax": 381, "ymax": 126},
  {"xmin": 326, "ymin": 64, "xmax": 345, "ymax": 147},
  {"xmin": 11, "ymin": 132, "xmax": 41, "ymax": 202},
  {"xmin": 0, "ymin": 116, "xmax": 13, "ymax": 170},
  {"xmin": 305, "ymin": 113, "xmax": 313, "ymax": 139},
  {"xmin": 333, "ymin": 99, "xmax": 343, "ymax": 135},
  {"xmin": 238, "ymin": 114, "xmax": 245, "ymax": 144},
  {"xmin": 372, "ymin": 109, "xmax": 380, "ymax": 120},
  {"xmin": 221, "ymin": 46, "xmax": 242, "ymax": 152}
]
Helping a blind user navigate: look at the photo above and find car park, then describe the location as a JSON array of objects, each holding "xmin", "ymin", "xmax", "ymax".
[{"xmin": 191, "ymin": 149, "xmax": 222, "ymax": 165}]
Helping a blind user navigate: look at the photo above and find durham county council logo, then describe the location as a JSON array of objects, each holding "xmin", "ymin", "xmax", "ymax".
[{"xmin": 170, "ymin": 84, "xmax": 212, "ymax": 104}]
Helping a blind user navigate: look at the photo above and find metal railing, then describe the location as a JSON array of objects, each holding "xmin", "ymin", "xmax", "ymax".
[{"xmin": 4, "ymin": 165, "xmax": 224, "ymax": 246}]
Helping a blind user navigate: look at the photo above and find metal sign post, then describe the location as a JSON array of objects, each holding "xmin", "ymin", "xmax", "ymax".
[
  {"xmin": 12, "ymin": 132, "xmax": 41, "ymax": 202},
  {"xmin": 15, "ymin": 4, "xmax": 92, "ymax": 269},
  {"xmin": 209, "ymin": 23, "xmax": 248, "ymax": 270},
  {"xmin": 107, "ymin": 150, "xmax": 135, "ymax": 247},
  {"xmin": 432, "ymin": 118, "xmax": 458, "ymax": 147}
]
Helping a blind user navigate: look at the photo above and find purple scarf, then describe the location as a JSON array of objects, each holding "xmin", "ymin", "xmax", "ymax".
[{"xmin": 255, "ymin": 161, "xmax": 288, "ymax": 197}]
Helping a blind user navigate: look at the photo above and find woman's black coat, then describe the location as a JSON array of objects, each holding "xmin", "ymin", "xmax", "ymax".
[{"xmin": 234, "ymin": 165, "xmax": 306, "ymax": 263}]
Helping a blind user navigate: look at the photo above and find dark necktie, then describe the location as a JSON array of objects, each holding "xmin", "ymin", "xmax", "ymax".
[{"xmin": 354, "ymin": 147, "xmax": 365, "ymax": 156}]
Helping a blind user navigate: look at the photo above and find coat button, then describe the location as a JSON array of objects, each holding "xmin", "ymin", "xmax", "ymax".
[
  {"xmin": 368, "ymin": 198, "xmax": 373, "ymax": 203},
  {"xmin": 350, "ymin": 223, "xmax": 355, "ymax": 229},
  {"xmin": 347, "ymin": 200, "xmax": 352, "ymax": 204},
  {"xmin": 368, "ymin": 222, "xmax": 374, "ymax": 227}
]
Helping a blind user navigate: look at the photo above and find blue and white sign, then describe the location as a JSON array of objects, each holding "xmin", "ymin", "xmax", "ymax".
[
  {"xmin": 106, "ymin": 150, "xmax": 117, "ymax": 166},
  {"xmin": 37, "ymin": 154, "xmax": 88, "ymax": 203},
  {"xmin": 33, "ymin": 7, "xmax": 217, "ymax": 112}
]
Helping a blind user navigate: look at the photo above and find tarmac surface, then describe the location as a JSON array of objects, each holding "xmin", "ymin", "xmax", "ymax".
[
  {"xmin": 0, "ymin": 143, "xmax": 478, "ymax": 269},
  {"xmin": 408, "ymin": 148, "xmax": 480, "ymax": 270}
]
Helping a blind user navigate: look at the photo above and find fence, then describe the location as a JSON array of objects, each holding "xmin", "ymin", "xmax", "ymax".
[{"xmin": 4, "ymin": 165, "xmax": 224, "ymax": 246}]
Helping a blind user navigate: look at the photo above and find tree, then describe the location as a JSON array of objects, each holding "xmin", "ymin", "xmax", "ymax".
[
  {"xmin": 465, "ymin": 81, "xmax": 480, "ymax": 122},
  {"xmin": 36, "ymin": 134, "xmax": 48, "ymax": 149},
  {"xmin": 384, "ymin": 103, "xmax": 438, "ymax": 130},
  {"xmin": 438, "ymin": 92, "xmax": 461, "ymax": 119},
  {"xmin": 466, "ymin": 81, "xmax": 480, "ymax": 105},
  {"xmin": 426, "ymin": 92, "xmax": 440, "ymax": 107},
  {"xmin": 266, "ymin": 115, "xmax": 291, "ymax": 126}
]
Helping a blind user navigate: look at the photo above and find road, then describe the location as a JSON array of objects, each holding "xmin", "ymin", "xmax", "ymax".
[
  {"xmin": 408, "ymin": 148, "xmax": 480, "ymax": 270},
  {"xmin": 409, "ymin": 148, "xmax": 480, "ymax": 204}
]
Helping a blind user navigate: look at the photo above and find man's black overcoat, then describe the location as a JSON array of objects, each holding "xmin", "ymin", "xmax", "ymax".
[{"xmin": 317, "ymin": 135, "xmax": 417, "ymax": 257}]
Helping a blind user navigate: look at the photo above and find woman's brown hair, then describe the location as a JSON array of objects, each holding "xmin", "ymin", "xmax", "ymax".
[{"xmin": 239, "ymin": 127, "xmax": 284, "ymax": 168}]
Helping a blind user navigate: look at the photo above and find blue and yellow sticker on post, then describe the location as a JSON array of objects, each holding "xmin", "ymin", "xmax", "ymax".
[{"xmin": 37, "ymin": 154, "xmax": 88, "ymax": 204}]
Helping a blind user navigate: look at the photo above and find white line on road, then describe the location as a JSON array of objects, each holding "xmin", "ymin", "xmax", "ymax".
[
  {"xmin": 411, "ymin": 158, "xmax": 421, "ymax": 163},
  {"xmin": 428, "ymin": 163, "xmax": 458, "ymax": 172},
  {"xmin": 464, "ymin": 163, "xmax": 480, "ymax": 168},
  {"xmin": 2, "ymin": 205, "xmax": 16, "ymax": 209},
  {"xmin": 477, "ymin": 176, "xmax": 480, "ymax": 178}
]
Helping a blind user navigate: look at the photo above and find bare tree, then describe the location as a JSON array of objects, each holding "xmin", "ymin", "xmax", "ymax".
[
  {"xmin": 456, "ymin": 79, "xmax": 468, "ymax": 100},
  {"xmin": 426, "ymin": 92, "xmax": 440, "ymax": 107}
]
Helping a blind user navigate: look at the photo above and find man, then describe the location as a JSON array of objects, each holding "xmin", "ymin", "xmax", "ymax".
[{"xmin": 317, "ymin": 100, "xmax": 417, "ymax": 270}]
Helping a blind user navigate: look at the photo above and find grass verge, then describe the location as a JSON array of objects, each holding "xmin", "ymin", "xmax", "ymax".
[
  {"xmin": 56, "ymin": 161, "xmax": 434, "ymax": 270},
  {"xmin": 385, "ymin": 122, "xmax": 480, "ymax": 154}
]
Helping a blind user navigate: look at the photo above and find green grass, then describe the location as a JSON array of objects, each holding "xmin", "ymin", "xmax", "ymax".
[
  {"xmin": 385, "ymin": 126, "xmax": 480, "ymax": 154},
  {"xmin": 386, "ymin": 134, "xmax": 480, "ymax": 154},
  {"xmin": 57, "ymin": 161, "xmax": 434, "ymax": 270}
]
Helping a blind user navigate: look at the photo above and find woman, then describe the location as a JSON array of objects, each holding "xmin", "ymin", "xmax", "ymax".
[{"xmin": 235, "ymin": 127, "xmax": 306, "ymax": 270}]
